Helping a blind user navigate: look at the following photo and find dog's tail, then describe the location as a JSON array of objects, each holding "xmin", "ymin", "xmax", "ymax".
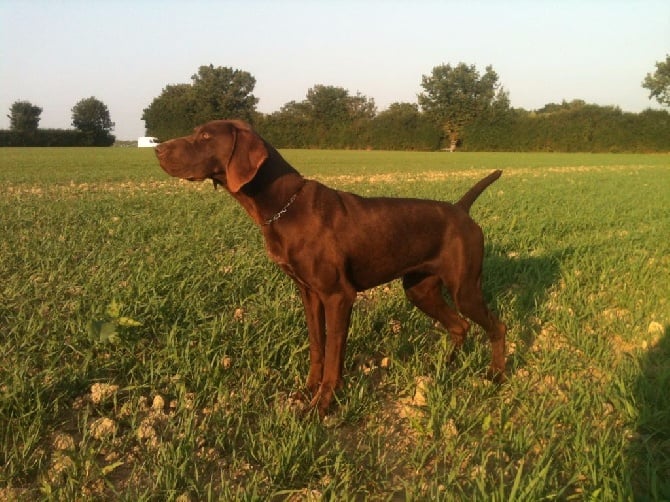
[{"xmin": 456, "ymin": 170, "xmax": 502, "ymax": 213}]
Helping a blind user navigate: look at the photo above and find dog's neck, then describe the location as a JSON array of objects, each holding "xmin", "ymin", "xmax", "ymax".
[{"xmin": 230, "ymin": 143, "xmax": 305, "ymax": 226}]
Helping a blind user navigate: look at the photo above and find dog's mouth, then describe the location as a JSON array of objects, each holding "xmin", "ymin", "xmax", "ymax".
[
  {"xmin": 158, "ymin": 163, "xmax": 205, "ymax": 181},
  {"xmin": 155, "ymin": 148, "xmax": 211, "ymax": 183}
]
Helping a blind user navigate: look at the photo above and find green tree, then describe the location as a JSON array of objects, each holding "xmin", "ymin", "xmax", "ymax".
[
  {"xmin": 537, "ymin": 99, "xmax": 587, "ymax": 114},
  {"xmin": 304, "ymin": 85, "xmax": 376, "ymax": 147},
  {"xmin": 305, "ymin": 85, "xmax": 375, "ymax": 124},
  {"xmin": 418, "ymin": 63, "xmax": 508, "ymax": 151},
  {"xmin": 190, "ymin": 64, "xmax": 258, "ymax": 124},
  {"xmin": 347, "ymin": 91, "xmax": 377, "ymax": 147},
  {"xmin": 370, "ymin": 102, "xmax": 441, "ymax": 150},
  {"xmin": 260, "ymin": 100, "xmax": 314, "ymax": 148},
  {"xmin": 305, "ymin": 84, "xmax": 352, "ymax": 140},
  {"xmin": 142, "ymin": 65, "xmax": 259, "ymax": 140},
  {"xmin": 260, "ymin": 85, "xmax": 375, "ymax": 148},
  {"xmin": 71, "ymin": 97, "xmax": 115, "ymax": 145},
  {"xmin": 141, "ymin": 84, "xmax": 195, "ymax": 140},
  {"xmin": 642, "ymin": 55, "xmax": 670, "ymax": 107},
  {"xmin": 7, "ymin": 100, "xmax": 42, "ymax": 134}
]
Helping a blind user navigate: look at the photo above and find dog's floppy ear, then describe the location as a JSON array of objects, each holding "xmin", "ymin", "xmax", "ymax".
[{"xmin": 225, "ymin": 125, "xmax": 269, "ymax": 193}]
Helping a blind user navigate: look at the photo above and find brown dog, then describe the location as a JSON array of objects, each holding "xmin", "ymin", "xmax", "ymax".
[{"xmin": 155, "ymin": 120, "xmax": 506, "ymax": 416}]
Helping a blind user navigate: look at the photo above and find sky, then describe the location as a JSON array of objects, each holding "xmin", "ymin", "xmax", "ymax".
[{"xmin": 1, "ymin": 0, "xmax": 668, "ymax": 140}]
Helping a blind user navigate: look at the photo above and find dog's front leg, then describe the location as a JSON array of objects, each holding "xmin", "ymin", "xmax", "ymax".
[
  {"xmin": 298, "ymin": 286, "xmax": 326, "ymax": 398},
  {"xmin": 311, "ymin": 292, "xmax": 355, "ymax": 417}
]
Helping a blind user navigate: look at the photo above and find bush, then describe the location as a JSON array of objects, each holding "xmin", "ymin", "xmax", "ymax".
[
  {"xmin": 461, "ymin": 105, "xmax": 670, "ymax": 153},
  {"xmin": 0, "ymin": 129, "xmax": 114, "ymax": 147}
]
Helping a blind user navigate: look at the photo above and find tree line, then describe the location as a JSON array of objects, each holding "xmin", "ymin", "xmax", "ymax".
[
  {"xmin": 261, "ymin": 99, "xmax": 670, "ymax": 153},
  {"xmin": 4, "ymin": 56, "xmax": 668, "ymax": 151},
  {"xmin": 461, "ymin": 100, "xmax": 670, "ymax": 152},
  {"xmin": 143, "ymin": 59, "xmax": 670, "ymax": 152},
  {"xmin": 1, "ymin": 97, "xmax": 115, "ymax": 146}
]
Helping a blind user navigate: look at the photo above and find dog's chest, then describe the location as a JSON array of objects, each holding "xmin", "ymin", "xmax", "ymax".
[
  {"xmin": 264, "ymin": 238, "xmax": 315, "ymax": 289},
  {"xmin": 263, "ymin": 237, "xmax": 285, "ymax": 265}
]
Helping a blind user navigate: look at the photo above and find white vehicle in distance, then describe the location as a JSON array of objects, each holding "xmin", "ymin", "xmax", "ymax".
[{"xmin": 137, "ymin": 136, "xmax": 160, "ymax": 148}]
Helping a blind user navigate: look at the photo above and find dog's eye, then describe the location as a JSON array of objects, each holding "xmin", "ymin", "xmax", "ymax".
[{"xmin": 201, "ymin": 132, "xmax": 211, "ymax": 140}]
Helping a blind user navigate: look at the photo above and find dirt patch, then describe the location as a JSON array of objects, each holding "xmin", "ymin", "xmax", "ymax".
[
  {"xmin": 2, "ymin": 164, "xmax": 649, "ymax": 198},
  {"xmin": 313, "ymin": 165, "xmax": 648, "ymax": 186}
]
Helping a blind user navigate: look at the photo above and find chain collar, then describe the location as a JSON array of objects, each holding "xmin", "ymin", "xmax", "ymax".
[{"xmin": 263, "ymin": 181, "xmax": 307, "ymax": 226}]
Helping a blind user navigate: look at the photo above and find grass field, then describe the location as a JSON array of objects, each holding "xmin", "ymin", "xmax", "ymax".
[{"xmin": 1, "ymin": 147, "xmax": 669, "ymax": 500}]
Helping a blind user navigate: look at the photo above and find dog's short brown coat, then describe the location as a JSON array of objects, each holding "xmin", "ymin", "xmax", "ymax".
[{"xmin": 156, "ymin": 120, "xmax": 506, "ymax": 416}]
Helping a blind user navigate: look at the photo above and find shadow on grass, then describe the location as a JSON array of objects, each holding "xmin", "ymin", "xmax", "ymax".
[
  {"xmin": 483, "ymin": 244, "xmax": 566, "ymax": 369},
  {"xmin": 627, "ymin": 326, "xmax": 670, "ymax": 500}
]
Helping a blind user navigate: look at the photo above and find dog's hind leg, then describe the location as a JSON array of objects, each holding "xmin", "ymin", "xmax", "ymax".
[
  {"xmin": 403, "ymin": 273, "xmax": 470, "ymax": 358},
  {"xmin": 454, "ymin": 276, "xmax": 507, "ymax": 382},
  {"xmin": 448, "ymin": 234, "xmax": 507, "ymax": 382}
]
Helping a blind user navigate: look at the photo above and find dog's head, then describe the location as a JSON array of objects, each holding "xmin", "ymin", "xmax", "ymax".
[{"xmin": 155, "ymin": 120, "xmax": 268, "ymax": 193}]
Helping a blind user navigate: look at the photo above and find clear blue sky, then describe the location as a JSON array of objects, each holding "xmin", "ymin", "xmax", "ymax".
[{"xmin": 1, "ymin": 0, "xmax": 668, "ymax": 140}]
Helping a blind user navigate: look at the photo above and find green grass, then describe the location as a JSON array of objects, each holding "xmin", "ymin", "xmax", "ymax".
[{"xmin": 1, "ymin": 147, "xmax": 669, "ymax": 500}]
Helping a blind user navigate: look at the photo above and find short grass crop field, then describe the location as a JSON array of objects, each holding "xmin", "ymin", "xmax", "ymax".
[{"xmin": 1, "ymin": 147, "xmax": 669, "ymax": 500}]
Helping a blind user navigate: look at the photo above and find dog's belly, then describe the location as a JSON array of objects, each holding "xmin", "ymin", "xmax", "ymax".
[{"xmin": 343, "ymin": 241, "xmax": 443, "ymax": 290}]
